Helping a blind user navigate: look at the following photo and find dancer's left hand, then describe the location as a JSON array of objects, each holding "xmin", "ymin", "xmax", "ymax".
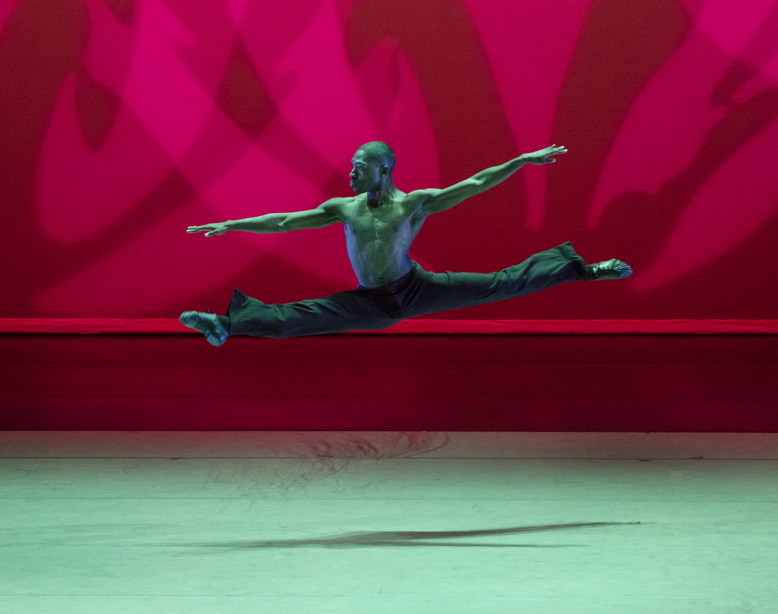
[{"xmin": 523, "ymin": 145, "xmax": 568, "ymax": 164}]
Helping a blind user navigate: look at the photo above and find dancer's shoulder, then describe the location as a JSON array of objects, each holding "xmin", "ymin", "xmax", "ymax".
[
  {"xmin": 320, "ymin": 196, "xmax": 359, "ymax": 222},
  {"xmin": 321, "ymin": 196, "xmax": 353, "ymax": 209}
]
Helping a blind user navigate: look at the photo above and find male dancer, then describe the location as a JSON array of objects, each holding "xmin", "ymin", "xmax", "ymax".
[{"xmin": 181, "ymin": 143, "xmax": 631, "ymax": 346}]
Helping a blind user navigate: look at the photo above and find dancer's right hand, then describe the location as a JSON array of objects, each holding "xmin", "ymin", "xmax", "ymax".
[{"xmin": 187, "ymin": 222, "xmax": 229, "ymax": 237}]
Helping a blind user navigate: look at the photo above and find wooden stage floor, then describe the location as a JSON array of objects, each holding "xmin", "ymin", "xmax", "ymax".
[{"xmin": 1, "ymin": 431, "xmax": 776, "ymax": 613}]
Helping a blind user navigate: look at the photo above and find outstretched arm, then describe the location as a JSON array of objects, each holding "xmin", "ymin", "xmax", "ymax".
[
  {"xmin": 418, "ymin": 145, "xmax": 567, "ymax": 215},
  {"xmin": 187, "ymin": 199, "xmax": 344, "ymax": 236}
]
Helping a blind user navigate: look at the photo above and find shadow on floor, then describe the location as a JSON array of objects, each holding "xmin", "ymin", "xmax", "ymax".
[{"xmin": 179, "ymin": 521, "xmax": 641, "ymax": 551}]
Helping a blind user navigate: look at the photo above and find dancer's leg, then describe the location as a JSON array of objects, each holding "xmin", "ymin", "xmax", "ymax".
[
  {"xmin": 181, "ymin": 242, "xmax": 631, "ymax": 342},
  {"xmin": 225, "ymin": 288, "xmax": 399, "ymax": 339},
  {"xmin": 400, "ymin": 242, "xmax": 591, "ymax": 317}
]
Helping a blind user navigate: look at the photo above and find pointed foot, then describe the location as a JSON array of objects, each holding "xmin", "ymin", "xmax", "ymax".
[
  {"xmin": 584, "ymin": 259, "xmax": 633, "ymax": 280},
  {"xmin": 179, "ymin": 311, "xmax": 229, "ymax": 347}
]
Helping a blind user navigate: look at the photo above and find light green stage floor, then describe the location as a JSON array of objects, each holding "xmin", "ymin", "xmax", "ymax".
[{"xmin": 1, "ymin": 432, "xmax": 776, "ymax": 614}]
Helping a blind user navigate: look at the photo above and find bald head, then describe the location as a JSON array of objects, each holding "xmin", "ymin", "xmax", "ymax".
[
  {"xmin": 350, "ymin": 142, "xmax": 398, "ymax": 196},
  {"xmin": 356, "ymin": 141, "xmax": 396, "ymax": 169}
]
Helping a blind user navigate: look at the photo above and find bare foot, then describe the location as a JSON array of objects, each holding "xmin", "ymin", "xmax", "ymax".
[
  {"xmin": 584, "ymin": 259, "xmax": 633, "ymax": 280},
  {"xmin": 179, "ymin": 311, "xmax": 229, "ymax": 346}
]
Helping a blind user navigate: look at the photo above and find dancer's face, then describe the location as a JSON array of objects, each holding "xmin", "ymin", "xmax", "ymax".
[{"xmin": 349, "ymin": 149, "xmax": 384, "ymax": 194}]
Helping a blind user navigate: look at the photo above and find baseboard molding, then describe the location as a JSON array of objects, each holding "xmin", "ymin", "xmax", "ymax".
[
  {"xmin": 0, "ymin": 318, "xmax": 776, "ymax": 335},
  {"xmin": 3, "ymin": 334, "xmax": 776, "ymax": 430}
]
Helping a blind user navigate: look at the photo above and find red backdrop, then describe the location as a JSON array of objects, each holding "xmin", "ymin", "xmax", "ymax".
[{"xmin": 2, "ymin": 0, "xmax": 777, "ymax": 320}]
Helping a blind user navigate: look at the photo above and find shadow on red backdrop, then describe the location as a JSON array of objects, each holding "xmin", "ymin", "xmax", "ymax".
[{"xmin": 1, "ymin": 0, "xmax": 776, "ymax": 319}]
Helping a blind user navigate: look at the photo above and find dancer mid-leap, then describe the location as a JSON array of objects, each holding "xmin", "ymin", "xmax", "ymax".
[{"xmin": 181, "ymin": 143, "xmax": 631, "ymax": 346}]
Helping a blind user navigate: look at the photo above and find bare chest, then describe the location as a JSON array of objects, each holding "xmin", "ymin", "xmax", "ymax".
[{"xmin": 344, "ymin": 200, "xmax": 422, "ymax": 244}]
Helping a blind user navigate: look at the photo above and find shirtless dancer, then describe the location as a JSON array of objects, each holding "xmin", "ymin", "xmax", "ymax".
[{"xmin": 181, "ymin": 143, "xmax": 631, "ymax": 346}]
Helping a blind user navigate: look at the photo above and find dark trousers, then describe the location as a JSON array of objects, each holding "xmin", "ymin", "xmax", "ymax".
[{"xmin": 222, "ymin": 242, "xmax": 587, "ymax": 339}]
